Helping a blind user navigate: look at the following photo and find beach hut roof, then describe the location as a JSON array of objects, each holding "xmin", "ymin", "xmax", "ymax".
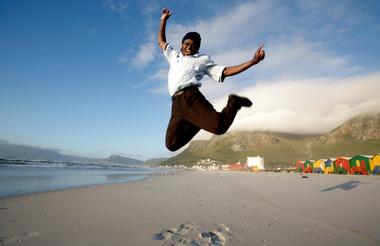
[
  {"xmin": 352, "ymin": 154, "xmax": 372, "ymax": 159},
  {"xmin": 336, "ymin": 156, "xmax": 352, "ymax": 160},
  {"xmin": 361, "ymin": 155, "xmax": 374, "ymax": 158},
  {"xmin": 371, "ymin": 153, "xmax": 380, "ymax": 159}
]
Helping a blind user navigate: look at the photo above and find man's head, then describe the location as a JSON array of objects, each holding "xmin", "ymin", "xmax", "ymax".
[{"xmin": 181, "ymin": 32, "xmax": 201, "ymax": 56}]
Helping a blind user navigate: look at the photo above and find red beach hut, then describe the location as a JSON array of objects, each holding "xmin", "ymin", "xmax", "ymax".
[
  {"xmin": 333, "ymin": 157, "xmax": 350, "ymax": 174},
  {"xmin": 295, "ymin": 160, "xmax": 304, "ymax": 173},
  {"xmin": 226, "ymin": 162, "xmax": 247, "ymax": 171}
]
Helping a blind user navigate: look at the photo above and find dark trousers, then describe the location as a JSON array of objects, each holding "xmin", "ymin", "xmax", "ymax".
[{"xmin": 165, "ymin": 87, "xmax": 241, "ymax": 151}]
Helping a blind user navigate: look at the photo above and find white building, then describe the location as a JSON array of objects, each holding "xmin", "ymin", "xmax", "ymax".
[{"xmin": 247, "ymin": 156, "xmax": 265, "ymax": 170}]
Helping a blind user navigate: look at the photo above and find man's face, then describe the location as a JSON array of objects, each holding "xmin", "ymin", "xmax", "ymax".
[{"xmin": 181, "ymin": 39, "xmax": 198, "ymax": 56}]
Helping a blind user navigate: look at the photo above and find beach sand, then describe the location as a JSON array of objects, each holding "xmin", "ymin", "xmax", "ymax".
[{"xmin": 0, "ymin": 171, "xmax": 379, "ymax": 246}]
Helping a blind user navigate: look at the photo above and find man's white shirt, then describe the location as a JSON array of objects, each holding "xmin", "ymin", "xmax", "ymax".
[{"xmin": 163, "ymin": 43, "xmax": 225, "ymax": 96}]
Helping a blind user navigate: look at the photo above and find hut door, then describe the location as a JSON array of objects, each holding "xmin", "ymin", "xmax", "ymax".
[{"xmin": 360, "ymin": 160, "xmax": 368, "ymax": 175}]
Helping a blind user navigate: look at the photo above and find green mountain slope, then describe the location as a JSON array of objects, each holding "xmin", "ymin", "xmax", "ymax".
[{"xmin": 163, "ymin": 114, "xmax": 380, "ymax": 168}]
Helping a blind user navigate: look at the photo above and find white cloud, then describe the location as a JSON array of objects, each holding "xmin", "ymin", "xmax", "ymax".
[
  {"xmin": 256, "ymin": 36, "xmax": 362, "ymax": 79},
  {"xmin": 296, "ymin": 0, "xmax": 364, "ymax": 27},
  {"xmin": 103, "ymin": 0, "xmax": 129, "ymax": 16},
  {"xmin": 141, "ymin": 1, "xmax": 159, "ymax": 16},
  {"xmin": 207, "ymin": 73, "xmax": 380, "ymax": 135},
  {"xmin": 193, "ymin": 72, "xmax": 380, "ymax": 140},
  {"xmin": 134, "ymin": 67, "xmax": 168, "ymax": 90},
  {"xmin": 131, "ymin": 41, "xmax": 156, "ymax": 68},
  {"xmin": 166, "ymin": 0, "xmax": 279, "ymax": 52},
  {"xmin": 204, "ymin": 35, "xmax": 361, "ymax": 83},
  {"xmin": 119, "ymin": 56, "xmax": 128, "ymax": 64},
  {"xmin": 148, "ymin": 83, "xmax": 168, "ymax": 95},
  {"xmin": 146, "ymin": 67, "xmax": 168, "ymax": 83}
]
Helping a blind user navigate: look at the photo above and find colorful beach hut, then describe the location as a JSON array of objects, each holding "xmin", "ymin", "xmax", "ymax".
[
  {"xmin": 349, "ymin": 155, "xmax": 371, "ymax": 175},
  {"xmin": 295, "ymin": 160, "xmax": 304, "ymax": 173},
  {"xmin": 370, "ymin": 154, "xmax": 380, "ymax": 172},
  {"xmin": 312, "ymin": 160, "xmax": 325, "ymax": 173},
  {"xmin": 303, "ymin": 160, "xmax": 313, "ymax": 173},
  {"xmin": 333, "ymin": 157, "xmax": 350, "ymax": 174},
  {"xmin": 324, "ymin": 159, "xmax": 335, "ymax": 174},
  {"xmin": 226, "ymin": 162, "xmax": 247, "ymax": 171}
]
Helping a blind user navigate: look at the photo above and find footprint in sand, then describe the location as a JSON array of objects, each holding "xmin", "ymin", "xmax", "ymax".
[{"xmin": 154, "ymin": 223, "xmax": 232, "ymax": 246}]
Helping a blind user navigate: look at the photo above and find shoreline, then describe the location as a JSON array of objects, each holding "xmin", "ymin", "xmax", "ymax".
[
  {"xmin": 0, "ymin": 168, "xmax": 184, "ymax": 200},
  {"xmin": 1, "ymin": 171, "xmax": 379, "ymax": 246},
  {"xmin": 0, "ymin": 170, "xmax": 377, "ymax": 200},
  {"xmin": 0, "ymin": 175, "xmax": 151, "ymax": 200},
  {"xmin": 0, "ymin": 165, "xmax": 177, "ymax": 199}
]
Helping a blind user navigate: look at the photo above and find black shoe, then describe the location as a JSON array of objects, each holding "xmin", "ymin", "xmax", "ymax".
[{"xmin": 229, "ymin": 94, "xmax": 252, "ymax": 108}]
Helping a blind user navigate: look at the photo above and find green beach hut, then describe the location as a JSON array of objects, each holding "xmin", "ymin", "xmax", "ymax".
[
  {"xmin": 349, "ymin": 155, "xmax": 371, "ymax": 175},
  {"xmin": 303, "ymin": 160, "xmax": 313, "ymax": 173}
]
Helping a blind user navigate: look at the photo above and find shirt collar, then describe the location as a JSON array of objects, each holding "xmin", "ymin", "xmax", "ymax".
[{"xmin": 179, "ymin": 51, "xmax": 200, "ymax": 58}]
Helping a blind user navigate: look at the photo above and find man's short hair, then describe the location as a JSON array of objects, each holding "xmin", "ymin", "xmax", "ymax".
[{"xmin": 182, "ymin": 32, "xmax": 201, "ymax": 50}]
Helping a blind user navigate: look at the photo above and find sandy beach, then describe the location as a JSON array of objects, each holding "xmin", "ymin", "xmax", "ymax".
[{"xmin": 0, "ymin": 171, "xmax": 379, "ymax": 246}]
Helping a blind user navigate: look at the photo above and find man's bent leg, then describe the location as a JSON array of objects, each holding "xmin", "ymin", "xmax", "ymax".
[
  {"xmin": 183, "ymin": 89, "xmax": 243, "ymax": 135},
  {"xmin": 165, "ymin": 87, "xmax": 250, "ymax": 151},
  {"xmin": 165, "ymin": 111, "xmax": 201, "ymax": 152}
]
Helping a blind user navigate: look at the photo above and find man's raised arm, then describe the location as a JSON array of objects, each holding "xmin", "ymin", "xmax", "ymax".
[
  {"xmin": 158, "ymin": 8, "xmax": 172, "ymax": 50},
  {"xmin": 223, "ymin": 45, "xmax": 265, "ymax": 78}
]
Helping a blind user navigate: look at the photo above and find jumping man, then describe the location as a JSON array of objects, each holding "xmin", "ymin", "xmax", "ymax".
[{"xmin": 158, "ymin": 8, "xmax": 265, "ymax": 152}]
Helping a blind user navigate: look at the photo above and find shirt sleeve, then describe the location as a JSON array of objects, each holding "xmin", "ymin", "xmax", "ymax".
[
  {"xmin": 162, "ymin": 43, "xmax": 177, "ymax": 63},
  {"xmin": 205, "ymin": 56, "xmax": 226, "ymax": 82}
]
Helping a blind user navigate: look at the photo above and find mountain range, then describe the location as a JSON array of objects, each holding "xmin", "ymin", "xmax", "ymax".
[
  {"xmin": 0, "ymin": 140, "xmax": 145, "ymax": 166},
  {"xmin": 162, "ymin": 114, "xmax": 380, "ymax": 168}
]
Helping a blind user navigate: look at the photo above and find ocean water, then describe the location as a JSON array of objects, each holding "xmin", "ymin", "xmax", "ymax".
[{"xmin": 0, "ymin": 162, "xmax": 168, "ymax": 198}]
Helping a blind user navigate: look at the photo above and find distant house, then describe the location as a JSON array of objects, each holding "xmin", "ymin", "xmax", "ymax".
[
  {"xmin": 333, "ymin": 157, "xmax": 351, "ymax": 174},
  {"xmin": 303, "ymin": 160, "xmax": 313, "ymax": 173},
  {"xmin": 312, "ymin": 160, "xmax": 325, "ymax": 174},
  {"xmin": 247, "ymin": 156, "xmax": 265, "ymax": 171},
  {"xmin": 295, "ymin": 160, "xmax": 304, "ymax": 173},
  {"xmin": 349, "ymin": 155, "xmax": 371, "ymax": 175},
  {"xmin": 324, "ymin": 159, "xmax": 335, "ymax": 174},
  {"xmin": 370, "ymin": 154, "xmax": 380, "ymax": 172},
  {"xmin": 225, "ymin": 162, "xmax": 247, "ymax": 171}
]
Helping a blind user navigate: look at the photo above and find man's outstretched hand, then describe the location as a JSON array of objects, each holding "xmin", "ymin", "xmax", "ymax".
[
  {"xmin": 161, "ymin": 8, "xmax": 172, "ymax": 21},
  {"xmin": 253, "ymin": 44, "xmax": 265, "ymax": 64}
]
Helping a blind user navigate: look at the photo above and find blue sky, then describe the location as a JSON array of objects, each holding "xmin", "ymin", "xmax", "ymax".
[{"xmin": 0, "ymin": 0, "xmax": 379, "ymax": 160}]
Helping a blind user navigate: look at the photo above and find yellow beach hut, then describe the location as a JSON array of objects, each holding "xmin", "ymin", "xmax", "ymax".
[
  {"xmin": 312, "ymin": 159, "xmax": 325, "ymax": 174},
  {"xmin": 370, "ymin": 154, "xmax": 380, "ymax": 173},
  {"xmin": 324, "ymin": 159, "xmax": 335, "ymax": 174}
]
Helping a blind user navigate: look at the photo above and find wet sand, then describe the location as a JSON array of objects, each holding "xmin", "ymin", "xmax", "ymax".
[{"xmin": 0, "ymin": 171, "xmax": 379, "ymax": 246}]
